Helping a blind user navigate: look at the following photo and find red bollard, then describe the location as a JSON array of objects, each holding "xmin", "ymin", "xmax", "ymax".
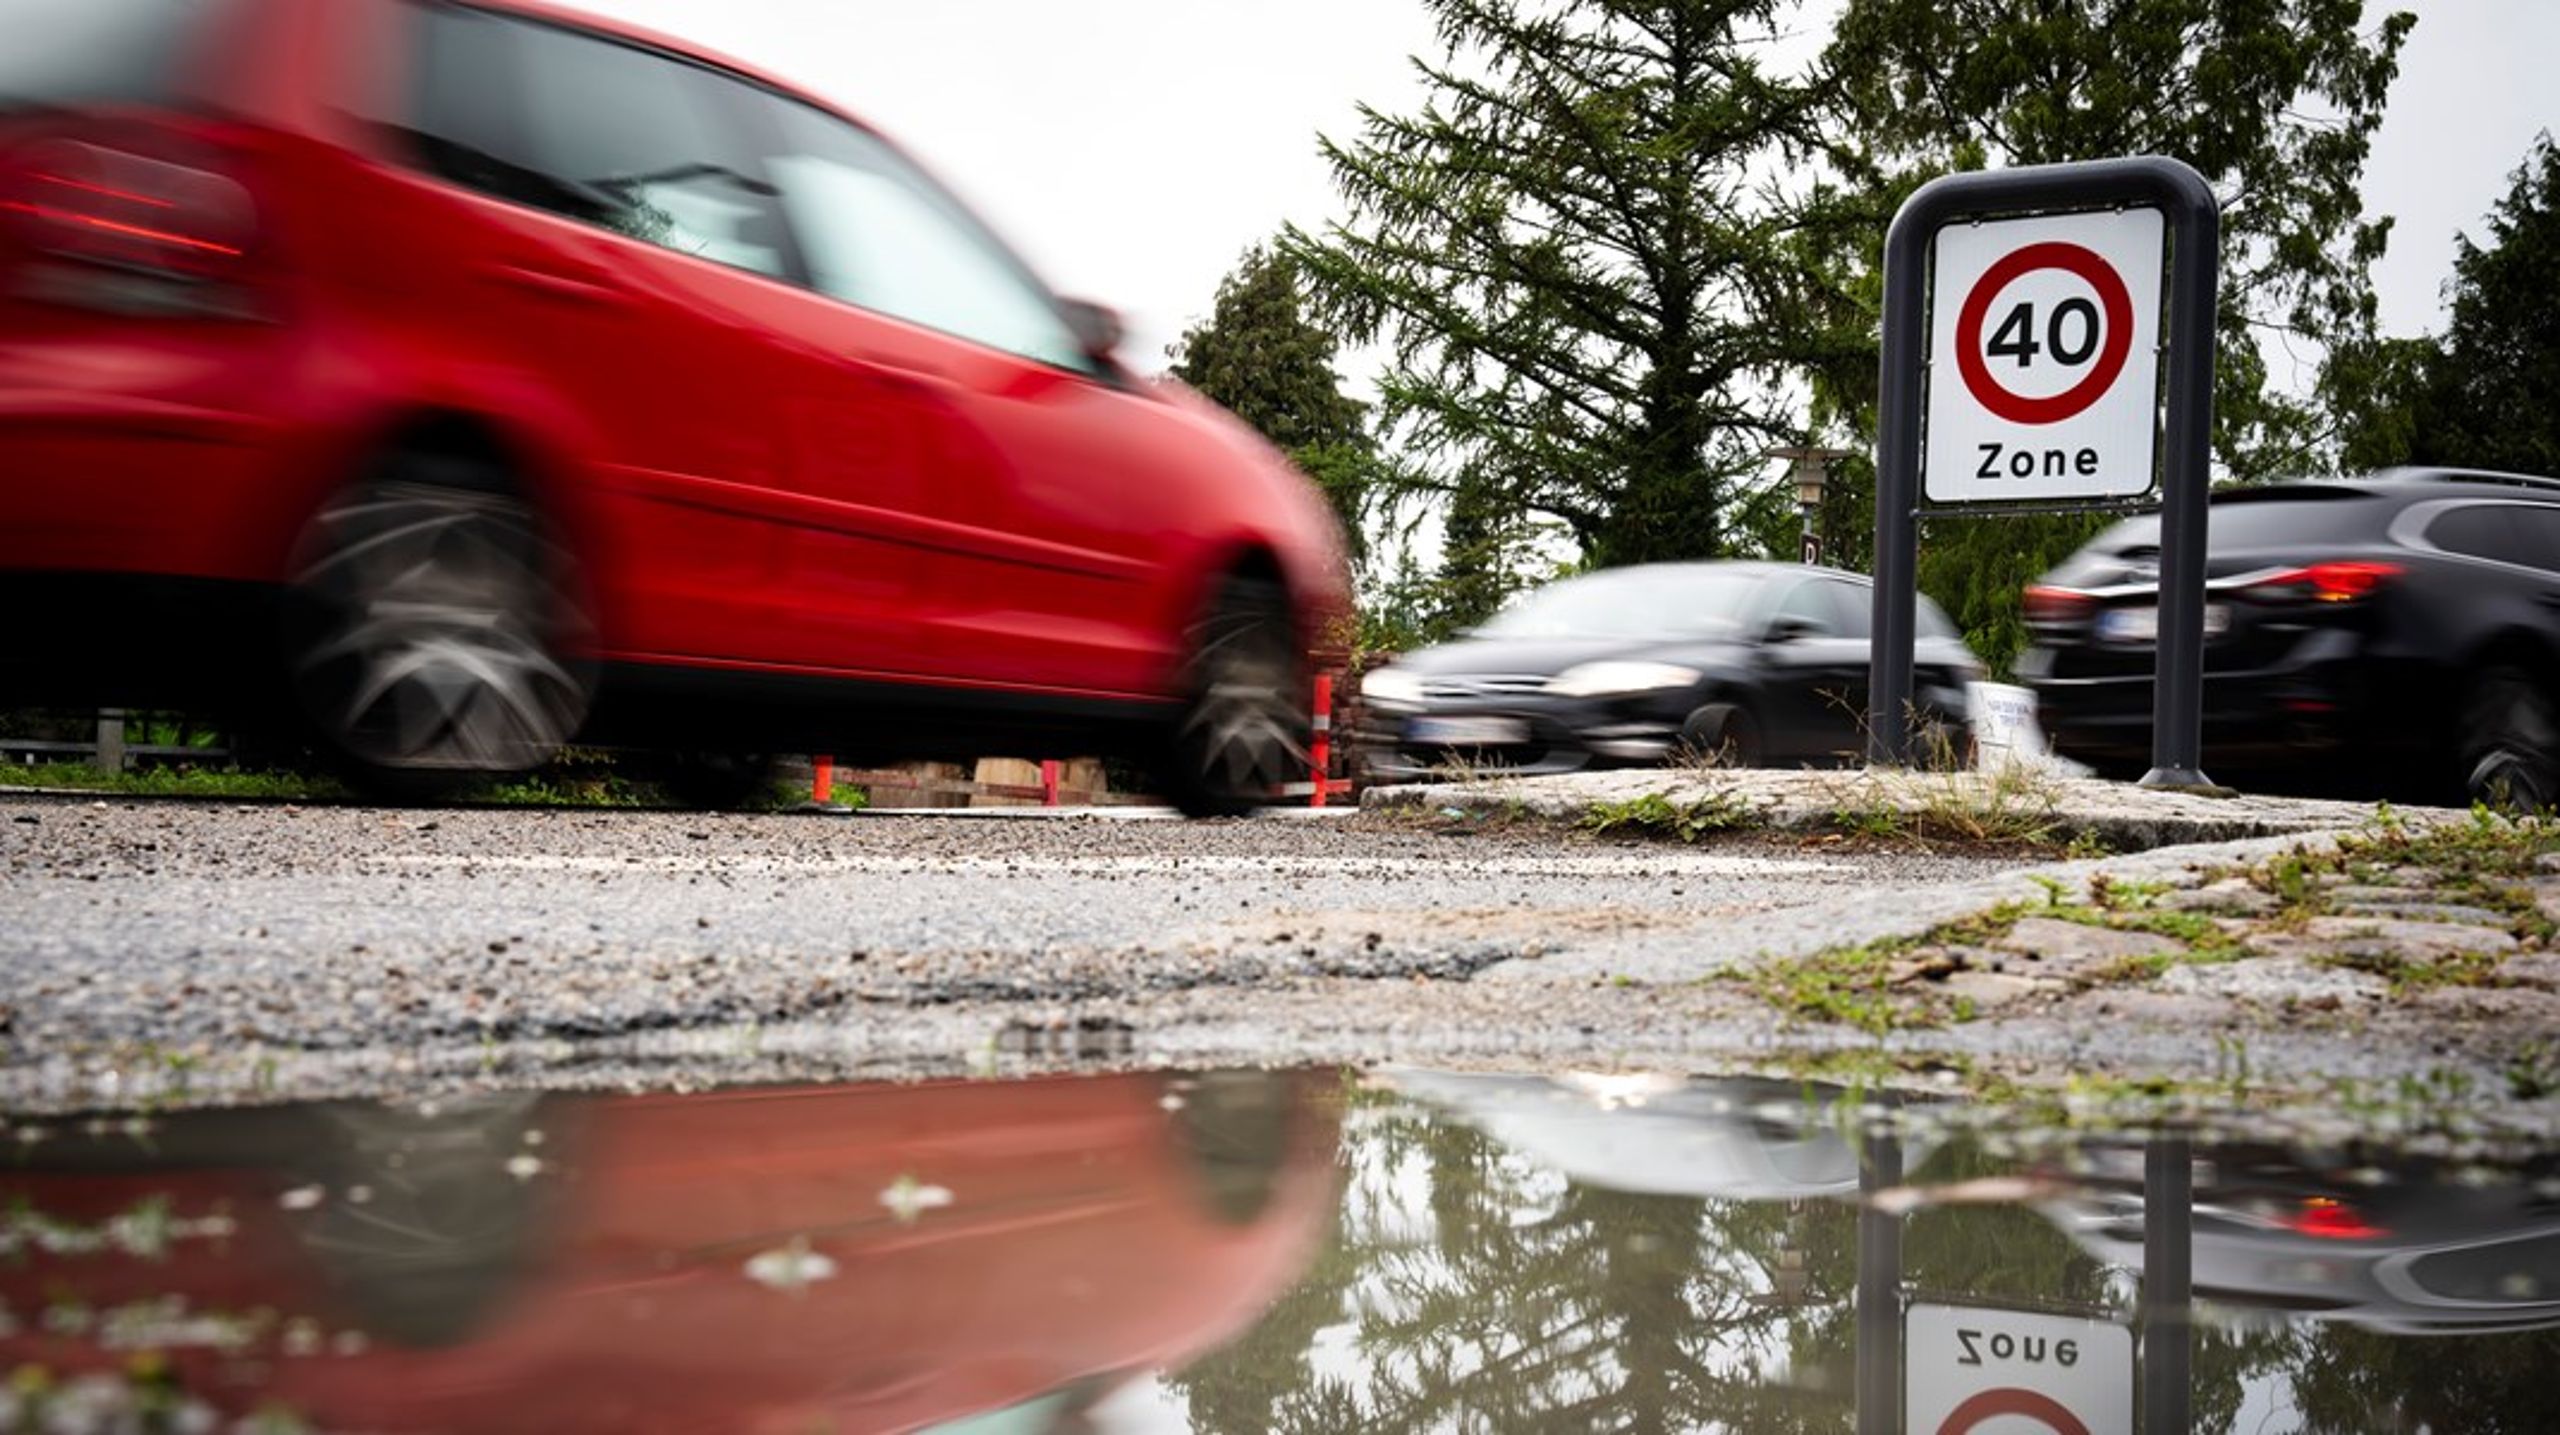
[
  {"xmin": 812, "ymin": 755, "xmax": 835, "ymax": 806},
  {"xmin": 1309, "ymin": 674, "xmax": 1334, "ymax": 809},
  {"xmin": 1040, "ymin": 758, "xmax": 1061, "ymax": 807}
]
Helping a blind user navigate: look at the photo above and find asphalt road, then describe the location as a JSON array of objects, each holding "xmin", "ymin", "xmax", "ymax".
[{"xmin": 0, "ymin": 794, "xmax": 2022, "ymax": 1102}]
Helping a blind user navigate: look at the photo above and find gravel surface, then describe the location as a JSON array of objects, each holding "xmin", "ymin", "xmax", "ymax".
[
  {"xmin": 7, "ymin": 793, "xmax": 2553, "ymax": 1126},
  {"xmin": 0, "ymin": 794, "xmax": 2015, "ymax": 1107}
]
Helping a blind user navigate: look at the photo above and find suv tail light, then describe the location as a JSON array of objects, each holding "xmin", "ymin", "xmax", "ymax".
[
  {"xmin": 2233, "ymin": 561, "xmax": 2402, "ymax": 605},
  {"xmin": 2, "ymin": 120, "xmax": 262, "ymax": 317},
  {"xmin": 2023, "ymin": 584, "xmax": 2095, "ymax": 626}
]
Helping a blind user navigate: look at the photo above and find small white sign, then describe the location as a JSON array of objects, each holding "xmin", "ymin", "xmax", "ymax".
[
  {"xmin": 1926, "ymin": 208, "xmax": 2164, "ymax": 506},
  {"xmin": 1906, "ymin": 1302, "xmax": 2132, "ymax": 1435},
  {"xmin": 1966, "ymin": 682, "xmax": 2047, "ymax": 767}
]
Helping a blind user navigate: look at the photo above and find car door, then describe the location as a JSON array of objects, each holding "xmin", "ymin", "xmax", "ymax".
[
  {"xmin": 735, "ymin": 93, "xmax": 1181, "ymax": 695},
  {"xmin": 360, "ymin": 4, "xmax": 838, "ymax": 670},
  {"xmin": 1754, "ymin": 576, "xmax": 1868, "ymax": 762}
]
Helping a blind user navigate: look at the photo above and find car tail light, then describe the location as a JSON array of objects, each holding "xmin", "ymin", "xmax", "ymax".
[
  {"xmin": 2023, "ymin": 585, "xmax": 2095, "ymax": 626},
  {"xmin": 2285, "ymin": 1196, "xmax": 2385, "ymax": 1240},
  {"xmin": 2, "ymin": 121, "xmax": 262, "ymax": 316},
  {"xmin": 2233, "ymin": 562, "xmax": 2402, "ymax": 605}
]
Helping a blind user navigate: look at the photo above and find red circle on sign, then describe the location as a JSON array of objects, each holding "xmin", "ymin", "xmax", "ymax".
[
  {"xmin": 1953, "ymin": 241, "xmax": 2134, "ymax": 426},
  {"xmin": 1936, "ymin": 1386, "xmax": 2093, "ymax": 1435}
]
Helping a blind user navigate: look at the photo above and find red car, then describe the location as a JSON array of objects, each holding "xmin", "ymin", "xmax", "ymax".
[
  {"xmin": 0, "ymin": 1070, "xmax": 1341, "ymax": 1432},
  {"xmin": 0, "ymin": 0, "xmax": 1349, "ymax": 813}
]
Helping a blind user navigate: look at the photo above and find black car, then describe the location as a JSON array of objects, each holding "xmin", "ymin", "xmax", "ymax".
[
  {"xmin": 2020, "ymin": 468, "xmax": 2560, "ymax": 804},
  {"xmin": 1355, "ymin": 561, "xmax": 1980, "ymax": 780},
  {"xmin": 2040, "ymin": 1137, "xmax": 2560, "ymax": 1336}
]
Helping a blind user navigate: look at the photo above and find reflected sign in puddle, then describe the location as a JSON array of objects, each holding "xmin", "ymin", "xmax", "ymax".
[{"xmin": 2, "ymin": 1069, "xmax": 2554, "ymax": 1432}]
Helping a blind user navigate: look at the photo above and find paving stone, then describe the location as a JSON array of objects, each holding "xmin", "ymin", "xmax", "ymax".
[
  {"xmin": 2526, "ymin": 878, "xmax": 2560, "ymax": 926},
  {"xmin": 2401, "ymin": 986, "xmax": 2560, "ymax": 1022},
  {"xmin": 2073, "ymin": 989, "xmax": 2234, "ymax": 1025},
  {"xmin": 2157, "ymin": 880, "xmax": 2279, "ymax": 916},
  {"xmin": 1941, "ymin": 970, "xmax": 2063, "ymax": 1009},
  {"xmin": 1997, "ymin": 917, "xmax": 2184, "ymax": 977},
  {"xmin": 2330, "ymin": 885, "xmax": 2445, "ymax": 904},
  {"xmin": 1886, "ymin": 949, "xmax": 1964, "ymax": 985},
  {"xmin": 2498, "ymin": 954, "xmax": 2560, "ymax": 991},
  {"xmin": 2536, "ymin": 852, "xmax": 2560, "ymax": 875},
  {"xmin": 2250, "ymin": 917, "xmax": 2519, "ymax": 963},
  {"xmin": 2332, "ymin": 901, "xmax": 2513, "ymax": 926},
  {"xmin": 2160, "ymin": 958, "xmax": 2390, "ymax": 1005}
]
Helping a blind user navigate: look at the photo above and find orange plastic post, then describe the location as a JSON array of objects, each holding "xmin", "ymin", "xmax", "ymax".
[
  {"xmin": 1309, "ymin": 674, "xmax": 1334, "ymax": 809},
  {"xmin": 812, "ymin": 755, "xmax": 835, "ymax": 805},
  {"xmin": 1040, "ymin": 758, "xmax": 1061, "ymax": 807}
]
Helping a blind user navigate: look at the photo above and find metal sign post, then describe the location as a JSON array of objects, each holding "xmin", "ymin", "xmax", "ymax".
[
  {"xmin": 1868, "ymin": 157, "xmax": 2219, "ymax": 788},
  {"xmin": 2140, "ymin": 1135, "xmax": 2194, "ymax": 1434},
  {"xmin": 1854, "ymin": 1126, "xmax": 1904, "ymax": 1435}
]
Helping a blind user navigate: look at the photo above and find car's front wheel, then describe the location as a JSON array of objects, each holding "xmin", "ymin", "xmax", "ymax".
[
  {"xmin": 1158, "ymin": 572, "xmax": 1307, "ymax": 819},
  {"xmin": 2459, "ymin": 665, "xmax": 2560, "ymax": 812},
  {"xmin": 285, "ymin": 455, "xmax": 592, "ymax": 799},
  {"xmin": 1680, "ymin": 702, "xmax": 1762, "ymax": 767}
]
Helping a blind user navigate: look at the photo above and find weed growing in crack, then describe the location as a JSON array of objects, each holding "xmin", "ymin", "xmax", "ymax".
[{"xmin": 1579, "ymin": 790, "xmax": 1758, "ymax": 843}]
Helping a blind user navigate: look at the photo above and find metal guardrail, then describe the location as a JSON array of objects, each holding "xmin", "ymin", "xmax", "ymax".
[{"xmin": 0, "ymin": 712, "xmax": 228, "ymax": 773}]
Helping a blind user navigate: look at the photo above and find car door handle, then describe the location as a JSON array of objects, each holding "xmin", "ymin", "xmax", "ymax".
[
  {"xmin": 484, "ymin": 260, "xmax": 624, "ymax": 305},
  {"xmin": 848, "ymin": 347, "xmax": 951, "ymax": 384},
  {"xmin": 2538, "ymin": 591, "xmax": 2560, "ymax": 610}
]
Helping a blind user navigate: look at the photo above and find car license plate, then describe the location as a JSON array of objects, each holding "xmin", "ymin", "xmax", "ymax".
[
  {"xmin": 1408, "ymin": 715, "xmax": 1529, "ymax": 746},
  {"xmin": 2097, "ymin": 604, "xmax": 2229, "ymax": 643}
]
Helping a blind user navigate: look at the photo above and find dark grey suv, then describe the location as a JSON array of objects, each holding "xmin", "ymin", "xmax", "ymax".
[{"xmin": 2022, "ymin": 468, "xmax": 2560, "ymax": 805}]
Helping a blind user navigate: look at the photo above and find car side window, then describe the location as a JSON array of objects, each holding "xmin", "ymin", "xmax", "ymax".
[
  {"xmin": 2427, "ymin": 503, "xmax": 2560, "ymax": 572},
  {"xmin": 1820, "ymin": 580, "xmax": 1873, "ymax": 640},
  {"xmin": 2514, "ymin": 507, "xmax": 2560, "ymax": 574},
  {"xmin": 1767, "ymin": 580, "xmax": 1839, "ymax": 637},
  {"xmin": 401, "ymin": 4, "xmax": 787, "ymax": 278},
  {"xmin": 745, "ymin": 95, "xmax": 1093, "ymax": 373}
]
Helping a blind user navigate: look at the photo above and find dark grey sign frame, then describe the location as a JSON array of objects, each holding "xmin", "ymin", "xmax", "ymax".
[{"xmin": 1867, "ymin": 156, "xmax": 2220, "ymax": 789}]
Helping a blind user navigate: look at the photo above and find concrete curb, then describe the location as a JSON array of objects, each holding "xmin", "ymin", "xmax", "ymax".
[{"xmin": 1362, "ymin": 768, "xmax": 2437, "ymax": 850}]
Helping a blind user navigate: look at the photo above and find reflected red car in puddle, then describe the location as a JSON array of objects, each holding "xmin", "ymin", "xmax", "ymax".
[{"xmin": 0, "ymin": 1070, "xmax": 1340, "ymax": 1432}]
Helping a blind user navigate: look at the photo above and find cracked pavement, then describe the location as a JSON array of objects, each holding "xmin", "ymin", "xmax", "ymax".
[{"xmin": 5, "ymin": 786, "xmax": 2554, "ymax": 1126}]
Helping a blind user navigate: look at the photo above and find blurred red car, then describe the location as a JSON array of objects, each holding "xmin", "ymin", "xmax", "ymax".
[
  {"xmin": 0, "ymin": 0, "xmax": 1349, "ymax": 812},
  {"xmin": 0, "ymin": 1069, "xmax": 1341, "ymax": 1432}
]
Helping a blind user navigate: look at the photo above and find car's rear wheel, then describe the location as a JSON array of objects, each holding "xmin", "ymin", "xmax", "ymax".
[
  {"xmin": 1159, "ymin": 572, "xmax": 1306, "ymax": 819},
  {"xmin": 1680, "ymin": 702, "xmax": 1762, "ymax": 767},
  {"xmin": 1912, "ymin": 712, "xmax": 1971, "ymax": 772},
  {"xmin": 2459, "ymin": 665, "xmax": 2560, "ymax": 812},
  {"xmin": 286, "ymin": 454, "xmax": 591, "ymax": 799}
]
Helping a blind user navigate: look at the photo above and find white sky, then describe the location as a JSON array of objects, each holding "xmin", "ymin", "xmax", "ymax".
[{"xmin": 587, "ymin": 0, "xmax": 2552, "ymax": 375}]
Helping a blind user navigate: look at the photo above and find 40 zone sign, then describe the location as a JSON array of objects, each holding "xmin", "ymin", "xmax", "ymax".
[{"xmin": 1925, "ymin": 208, "xmax": 2164, "ymax": 506}]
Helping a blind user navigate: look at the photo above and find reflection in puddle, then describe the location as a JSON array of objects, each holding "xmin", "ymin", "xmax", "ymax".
[
  {"xmin": 1, "ymin": 1069, "xmax": 2554, "ymax": 1432},
  {"xmin": 0, "ymin": 1071, "xmax": 1334, "ymax": 1434}
]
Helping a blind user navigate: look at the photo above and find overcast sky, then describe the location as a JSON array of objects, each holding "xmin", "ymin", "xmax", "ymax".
[{"xmin": 589, "ymin": 0, "xmax": 2553, "ymax": 379}]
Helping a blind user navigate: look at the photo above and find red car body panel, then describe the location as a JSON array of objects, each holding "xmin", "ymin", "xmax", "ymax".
[
  {"xmin": 0, "ymin": 0, "xmax": 1350, "ymax": 737},
  {"xmin": 0, "ymin": 1071, "xmax": 1341, "ymax": 1433}
]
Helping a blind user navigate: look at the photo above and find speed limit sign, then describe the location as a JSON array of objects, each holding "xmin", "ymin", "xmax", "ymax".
[
  {"xmin": 1924, "ymin": 208, "xmax": 2163, "ymax": 505},
  {"xmin": 1870, "ymin": 156, "xmax": 2217, "ymax": 784}
]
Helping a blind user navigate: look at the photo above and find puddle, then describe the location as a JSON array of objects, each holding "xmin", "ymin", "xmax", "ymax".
[{"xmin": 1, "ymin": 1070, "xmax": 2553, "ymax": 1432}]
